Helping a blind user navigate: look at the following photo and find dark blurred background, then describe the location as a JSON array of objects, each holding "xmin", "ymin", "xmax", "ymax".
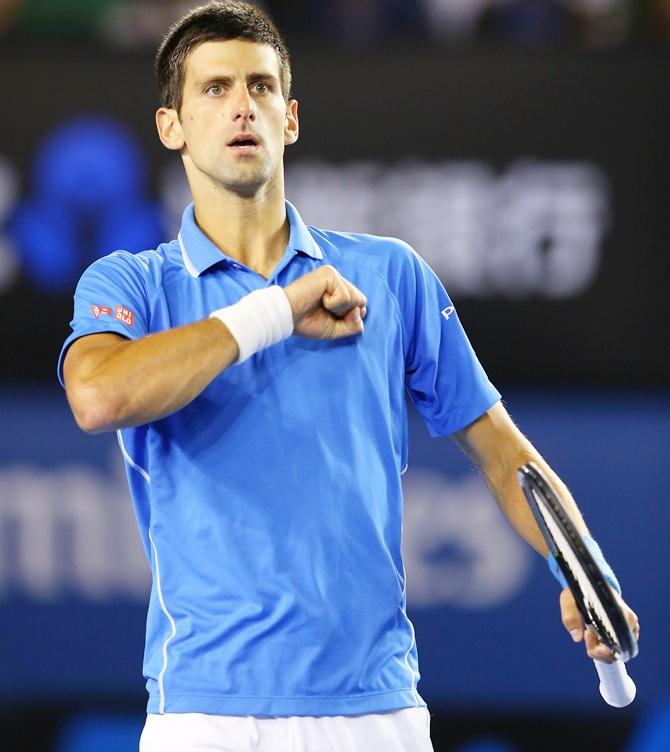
[{"xmin": 0, "ymin": 1, "xmax": 668, "ymax": 751}]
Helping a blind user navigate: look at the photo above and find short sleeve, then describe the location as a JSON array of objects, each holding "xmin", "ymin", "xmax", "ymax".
[
  {"xmin": 57, "ymin": 251, "xmax": 151, "ymax": 387},
  {"xmin": 398, "ymin": 245, "xmax": 501, "ymax": 436}
]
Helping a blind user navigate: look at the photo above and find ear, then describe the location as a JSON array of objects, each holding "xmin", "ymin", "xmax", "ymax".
[
  {"xmin": 284, "ymin": 99, "xmax": 299, "ymax": 146},
  {"xmin": 156, "ymin": 107, "xmax": 185, "ymax": 151}
]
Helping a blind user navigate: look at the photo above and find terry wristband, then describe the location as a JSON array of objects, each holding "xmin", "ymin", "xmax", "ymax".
[
  {"xmin": 548, "ymin": 534, "xmax": 622, "ymax": 595},
  {"xmin": 210, "ymin": 286, "xmax": 294, "ymax": 364}
]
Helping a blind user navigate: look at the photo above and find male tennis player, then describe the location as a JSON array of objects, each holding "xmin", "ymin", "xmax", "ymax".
[{"xmin": 59, "ymin": 2, "xmax": 639, "ymax": 750}]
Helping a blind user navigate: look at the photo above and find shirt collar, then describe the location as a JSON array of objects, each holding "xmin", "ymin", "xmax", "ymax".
[{"xmin": 178, "ymin": 200, "xmax": 323, "ymax": 279}]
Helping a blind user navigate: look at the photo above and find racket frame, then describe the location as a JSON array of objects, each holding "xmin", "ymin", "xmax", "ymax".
[{"xmin": 518, "ymin": 462, "xmax": 637, "ymax": 662}]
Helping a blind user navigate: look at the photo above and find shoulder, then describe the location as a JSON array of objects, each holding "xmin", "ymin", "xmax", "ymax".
[
  {"xmin": 77, "ymin": 240, "xmax": 179, "ymax": 291},
  {"xmin": 309, "ymin": 226, "xmax": 420, "ymax": 277},
  {"xmin": 85, "ymin": 241, "xmax": 176, "ymax": 276}
]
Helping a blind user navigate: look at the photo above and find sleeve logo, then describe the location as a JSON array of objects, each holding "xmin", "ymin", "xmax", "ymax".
[
  {"xmin": 441, "ymin": 305, "xmax": 455, "ymax": 321},
  {"xmin": 114, "ymin": 306, "xmax": 135, "ymax": 327},
  {"xmin": 91, "ymin": 305, "xmax": 111, "ymax": 318}
]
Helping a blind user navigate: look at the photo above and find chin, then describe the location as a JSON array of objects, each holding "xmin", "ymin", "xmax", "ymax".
[
  {"xmin": 221, "ymin": 166, "xmax": 275, "ymax": 197},
  {"xmin": 227, "ymin": 182, "xmax": 264, "ymax": 199}
]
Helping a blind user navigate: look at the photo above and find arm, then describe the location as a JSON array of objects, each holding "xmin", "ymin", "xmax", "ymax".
[
  {"xmin": 452, "ymin": 401, "xmax": 589, "ymax": 557},
  {"xmin": 64, "ymin": 265, "xmax": 366, "ymax": 434},
  {"xmin": 453, "ymin": 401, "xmax": 639, "ymax": 661},
  {"xmin": 63, "ymin": 320, "xmax": 237, "ymax": 433}
]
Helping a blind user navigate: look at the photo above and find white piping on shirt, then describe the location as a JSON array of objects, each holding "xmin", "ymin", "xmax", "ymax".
[
  {"xmin": 399, "ymin": 462, "xmax": 418, "ymax": 701},
  {"xmin": 116, "ymin": 430, "xmax": 150, "ymax": 484},
  {"xmin": 401, "ymin": 562, "xmax": 422, "ymax": 706},
  {"xmin": 116, "ymin": 430, "xmax": 176, "ymax": 714},
  {"xmin": 403, "ymin": 616, "xmax": 421, "ymax": 706},
  {"xmin": 149, "ymin": 529, "xmax": 178, "ymax": 714}
]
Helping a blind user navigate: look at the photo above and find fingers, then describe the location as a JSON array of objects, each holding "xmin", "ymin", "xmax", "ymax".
[
  {"xmin": 616, "ymin": 595, "xmax": 640, "ymax": 641},
  {"xmin": 321, "ymin": 267, "xmax": 367, "ymax": 318},
  {"xmin": 332, "ymin": 279, "xmax": 366, "ymax": 336},
  {"xmin": 560, "ymin": 589, "xmax": 638, "ymax": 664},
  {"xmin": 285, "ymin": 266, "xmax": 368, "ymax": 340},
  {"xmin": 559, "ymin": 588, "xmax": 611, "ymax": 661},
  {"xmin": 559, "ymin": 588, "xmax": 585, "ymax": 643},
  {"xmin": 331, "ymin": 306, "xmax": 364, "ymax": 336},
  {"xmin": 586, "ymin": 601, "xmax": 639, "ymax": 664},
  {"xmin": 284, "ymin": 266, "xmax": 366, "ymax": 328},
  {"xmin": 584, "ymin": 627, "xmax": 615, "ymax": 663}
]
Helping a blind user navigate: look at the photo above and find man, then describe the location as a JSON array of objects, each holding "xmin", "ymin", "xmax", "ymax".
[{"xmin": 59, "ymin": 2, "xmax": 639, "ymax": 751}]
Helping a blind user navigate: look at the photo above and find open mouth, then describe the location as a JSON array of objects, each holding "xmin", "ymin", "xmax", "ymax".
[{"xmin": 228, "ymin": 134, "xmax": 260, "ymax": 152}]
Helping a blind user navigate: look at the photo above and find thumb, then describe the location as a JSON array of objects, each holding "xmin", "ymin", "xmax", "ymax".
[{"xmin": 560, "ymin": 588, "xmax": 585, "ymax": 643}]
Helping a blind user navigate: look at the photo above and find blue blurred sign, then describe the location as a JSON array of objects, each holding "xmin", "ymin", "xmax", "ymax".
[
  {"xmin": 0, "ymin": 387, "xmax": 667, "ymax": 709},
  {"xmin": 8, "ymin": 117, "xmax": 165, "ymax": 292}
]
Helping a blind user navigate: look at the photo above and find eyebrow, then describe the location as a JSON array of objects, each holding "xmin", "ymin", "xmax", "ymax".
[{"xmin": 197, "ymin": 72, "xmax": 278, "ymax": 87}]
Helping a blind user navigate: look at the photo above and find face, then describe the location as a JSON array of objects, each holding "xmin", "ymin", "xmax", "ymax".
[{"xmin": 156, "ymin": 39, "xmax": 299, "ymax": 198}]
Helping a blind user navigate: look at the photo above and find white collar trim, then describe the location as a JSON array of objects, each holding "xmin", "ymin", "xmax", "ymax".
[{"xmin": 178, "ymin": 232, "xmax": 200, "ymax": 279}]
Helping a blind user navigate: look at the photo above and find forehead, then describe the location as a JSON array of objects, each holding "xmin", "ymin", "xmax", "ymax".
[{"xmin": 183, "ymin": 38, "xmax": 281, "ymax": 84}]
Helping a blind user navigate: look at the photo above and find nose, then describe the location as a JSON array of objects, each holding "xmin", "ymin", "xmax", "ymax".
[{"xmin": 231, "ymin": 84, "xmax": 255, "ymax": 123}]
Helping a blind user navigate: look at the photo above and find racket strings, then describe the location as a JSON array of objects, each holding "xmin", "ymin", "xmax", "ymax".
[{"xmin": 538, "ymin": 503, "xmax": 621, "ymax": 654}]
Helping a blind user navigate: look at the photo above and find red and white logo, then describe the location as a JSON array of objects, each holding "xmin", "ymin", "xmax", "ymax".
[
  {"xmin": 91, "ymin": 305, "xmax": 111, "ymax": 318},
  {"xmin": 114, "ymin": 306, "xmax": 135, "ymax": 327}
]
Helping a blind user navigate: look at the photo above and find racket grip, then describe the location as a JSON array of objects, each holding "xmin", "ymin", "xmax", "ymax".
[{"xmin": 594, "ymin": 659, "xmax": 636, "ymax": 707}]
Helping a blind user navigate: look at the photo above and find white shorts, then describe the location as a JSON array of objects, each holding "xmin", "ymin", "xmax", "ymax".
[{"xmin": 139, "ymin": 707, "xmax": 433, "ymax": 752}]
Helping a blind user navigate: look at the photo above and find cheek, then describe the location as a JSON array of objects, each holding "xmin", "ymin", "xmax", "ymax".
[{"xmin": 182, "ymin": 112, "xmax": 218, "ymax": 146}]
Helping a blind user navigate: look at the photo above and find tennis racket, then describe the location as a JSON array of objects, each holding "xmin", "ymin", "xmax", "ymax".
[{"xmin": 517, "ymin": 462, "xmax": 637, "ymax": 708}]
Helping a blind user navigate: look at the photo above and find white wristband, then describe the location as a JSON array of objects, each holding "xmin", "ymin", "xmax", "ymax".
[{"xmin": 209, "ymin": 286, "xmax": 294, "ymax": 363}]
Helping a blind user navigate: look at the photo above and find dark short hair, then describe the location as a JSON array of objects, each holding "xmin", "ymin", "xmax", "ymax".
[{"xmin": 155, "ymin": 1, "xmax": 292, "ymax": 112}]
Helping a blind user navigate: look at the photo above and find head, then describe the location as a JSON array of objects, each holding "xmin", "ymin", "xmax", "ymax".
[
  {"xmin": 155, "ymin": 0, "xmax": 292, "ymax": 114},
  {"xmin": 154, "ymin": 1, "xmax": 298, "ymax": 199}
]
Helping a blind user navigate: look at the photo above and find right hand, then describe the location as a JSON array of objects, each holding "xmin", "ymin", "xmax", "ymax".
[
  {"xmin": 559, "ymin": 587, "xmax": 640, "ymax": 663},
  {"xmin": 284, "ymin": 265, "xmax": 367, "ymax": 340}
]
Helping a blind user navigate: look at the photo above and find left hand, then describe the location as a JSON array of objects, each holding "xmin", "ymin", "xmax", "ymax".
[{"xmin": 559, "ymin": 588, "xmax": 640, "ymax": 663}]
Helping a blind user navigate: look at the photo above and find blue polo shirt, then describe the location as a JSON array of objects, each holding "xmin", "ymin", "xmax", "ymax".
[{"xmin": 58, "ymin": 200, "xmax": 501, "ymax": 717}]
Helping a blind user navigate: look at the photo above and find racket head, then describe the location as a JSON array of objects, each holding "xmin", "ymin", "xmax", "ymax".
[{"xmin": 518, "ymin": 462, "xmax": 637, "ymax": 662}]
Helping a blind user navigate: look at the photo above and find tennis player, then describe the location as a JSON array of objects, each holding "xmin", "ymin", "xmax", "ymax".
[{"xmin": 58, "ymin": 2, "xmax": 639, "ymax": 750}]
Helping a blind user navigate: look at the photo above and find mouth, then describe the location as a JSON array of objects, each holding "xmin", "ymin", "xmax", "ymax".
[{"xmin": 227, "ymin": 134, "xmax": 260, "ymax": 154}]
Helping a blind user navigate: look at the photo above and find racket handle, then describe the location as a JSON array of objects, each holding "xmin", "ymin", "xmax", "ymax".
[{"xmin": 594, "ymin": 659, "xmax": 636, "ymax": 707}]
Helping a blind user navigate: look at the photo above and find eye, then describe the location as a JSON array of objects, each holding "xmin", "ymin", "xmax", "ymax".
[
  {"xmin": 205, "ymin": 84, "xmax": 224, "ymax": 96},
  {"xmin": 252, "ymin": 82, "xmax": 270, "ymax": 94}
]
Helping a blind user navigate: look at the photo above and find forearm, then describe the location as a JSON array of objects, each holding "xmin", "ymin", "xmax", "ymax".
[
  {"xmin": 456, "ymin": 404, "xmax": 590, "ymax": 557},
  {"xmin": 64, "ymin": 265, "xmax": 367, "ymax": 434},
  {"xmin": 456, "ymin": 408, "xmax": 639, "ymax": 659},
  {"xmin": 65, "ymin": 318, "xmax": 238, "ymax": 433},
  {"xmin": 486, "ymin": 445, "xmax": 590, "ymax": 557}
]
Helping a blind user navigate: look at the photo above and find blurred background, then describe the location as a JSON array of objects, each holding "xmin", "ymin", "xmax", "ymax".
[{"xmin": 0, "ymin": 1, "xmax": 668, "ymax": 750}]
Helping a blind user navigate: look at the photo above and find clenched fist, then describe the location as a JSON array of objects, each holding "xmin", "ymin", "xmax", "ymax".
[{"xmin": 284, "ymin": 265, "xmax": 367, "ymax": 340}]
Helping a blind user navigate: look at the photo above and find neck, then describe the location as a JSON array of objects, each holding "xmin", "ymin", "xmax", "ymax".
[{"xmin": 189, "ymin": 172, "xmax": 290, "ymax": 279}]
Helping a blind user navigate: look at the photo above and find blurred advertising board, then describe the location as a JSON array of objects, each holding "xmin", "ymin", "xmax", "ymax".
[
  {"xmin": 0, "ymin": 48, "xmax": 668, "ymax": 384},
  {"xmin": 0, "ymin": 387, "xmax": 667, "ymax": 709}
]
